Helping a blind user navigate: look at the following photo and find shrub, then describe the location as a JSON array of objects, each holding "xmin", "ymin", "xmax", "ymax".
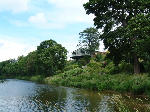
[
  {"xmin": 64, "ymin": 64, "xmax": 79, "ymax": 71},
  {"xmin": 77, "ymin": 56, "xmax": 91, "ymax": 67},
  {"xmin": 129, "ymin": 75, "xmax": 150, "ymax": 94},
  {"xmin": 94, "ymin": 53, "xmax": 105, "ymax": 62},
  {"xmin": 86, "ymin": 60, "xmax": 102, "ymax": 74},
  {"xmin": 101, "ymin": 61, "xmax": 117, "ymax": 74},
  {"xmin": 118, "ymin": 61, "xmax": 133, "ymax": 74}
]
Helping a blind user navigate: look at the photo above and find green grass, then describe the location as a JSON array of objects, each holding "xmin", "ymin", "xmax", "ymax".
[
  {"xmin": 1, "ymin": 68, "xmax": 150, "ymax": 96},
  {"xmin": 44, "ymin": 67, "xmax": 150, "ymax": 96}
]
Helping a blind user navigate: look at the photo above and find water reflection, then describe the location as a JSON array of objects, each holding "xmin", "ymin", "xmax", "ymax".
[
  {"xmin": 32, "ymin": 85, "xmax": 68, "ymax": 112},
  {"xmin": 0, "ymin": 79, "xmax": 5, "ymax": 83},
  {"xmin": 0, "ymin": 79, "xmax": 149, "ymax": 112}
]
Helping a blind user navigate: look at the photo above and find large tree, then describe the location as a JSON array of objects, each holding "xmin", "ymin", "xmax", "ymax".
[
  {"xmin": 78, "ymin": 27, "xmax": 100, "ymax": 55},
  {"xmin": 26, "ymin": 51, "xmax": 38, "ymax": 75},
  {"xmin": 37, "ymin": 39, "xmax": 67, "ymax": 76},
  {"xmin": 127, "ymin": 14, "xmax": 150, "ymax": 73},
  {"xmin": 84, "ymin": 0, "xmax": 150, "ymax": 74}
]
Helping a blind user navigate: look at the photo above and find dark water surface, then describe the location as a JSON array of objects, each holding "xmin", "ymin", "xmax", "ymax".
[{"xmin": 0, "ymin": 79, "xmax": 150, "ymax": 112}]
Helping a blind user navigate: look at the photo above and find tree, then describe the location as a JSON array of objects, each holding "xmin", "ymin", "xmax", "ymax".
[
  {"xmin": 17, "ymin": 56, "xmax": 28, "ymax": 75},
  {"xmin": 26, "ymin": 51, "xmax": 38, "ymax": 75},
  {"xmin": 0, "ymin": 59, "xmax": 18, "ymax": 75},
  {"xmin": 126, "ymin": 14, "xmax": 150, "ymax": 73},
  {"xmin": 37, "ymin": 39, "xmax": 67, "ymax": 76},
  {"xmin": 0, "ymin": 60, "xmax": 12, "ymax": 75},
  {"xmin": 78, "ymin": 27, "xmax": 100, "ymax": 55},
  {"xmin": 127, "ymin": 14, "xmax": 150, "ymax": 56},
  {"xmin": 84, "ymin": 0, "xmax": 150, "ymax": 74}
]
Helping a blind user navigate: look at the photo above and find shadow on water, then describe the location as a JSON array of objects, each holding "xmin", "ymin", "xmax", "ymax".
[
  {"xmin": 0, "ymin": 80, "xmax": 5, "ymax": 83},
  {"xmin": 0, "ymin": 79, "xmax": 150, "ymax": 112}
]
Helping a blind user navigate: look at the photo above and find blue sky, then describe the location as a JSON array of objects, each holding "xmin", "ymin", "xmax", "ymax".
[{"xmin": 0, "ymin": 0, "xmax": 103, "ymax": 61}]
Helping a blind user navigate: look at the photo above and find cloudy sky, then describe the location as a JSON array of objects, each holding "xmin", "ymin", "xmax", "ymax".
[{"xmin": 0, "ymin": 0, "xmax": 104, "ymax": 61}]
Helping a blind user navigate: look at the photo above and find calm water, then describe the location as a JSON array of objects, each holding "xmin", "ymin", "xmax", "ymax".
[{"xmin": 0, "ymin": 79, "xmax": 150, "ymax": 112}]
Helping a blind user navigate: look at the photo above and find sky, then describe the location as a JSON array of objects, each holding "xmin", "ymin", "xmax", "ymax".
[{"xmin": 0, "ymin": 0, "xmax": 104, "ymax": 61}]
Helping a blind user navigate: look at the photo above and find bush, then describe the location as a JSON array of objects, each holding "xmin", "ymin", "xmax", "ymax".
[
  {"xmin": 118, "ymin": 61, "xmax": 133, "ymax": 74},
  {"xmin": 64, "ymin": 64, "xmax": 79, "ymax": 71},
  {"xmin": 86, "ymin": 60, "xmax": 102, "ymax": 74},
  {"xmin": 94, "ymin": 53, "xmax": 105, "ymax": 62},
  {"xmin": 48, "ymin": 70, "xmax": 150, "ymax": 96},
  {"xmin": 130, "ymin": 75, "xmax": 150, "ymax": 94},
  {"xmin": 77, "ymin": 56, "xmax": 91, "ymax": 67},
  {"xmin": 64, "ymin": 67, "xmax": 83, "ymax": 76},
  {"xmin": 101, "ymin": 61, "xmax": 117, "ymax": 74}
]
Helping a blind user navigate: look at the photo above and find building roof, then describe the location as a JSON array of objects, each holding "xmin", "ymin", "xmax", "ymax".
[{"xmin": 71, "ymin": 49, "xmax": 90, "ymax": 59}]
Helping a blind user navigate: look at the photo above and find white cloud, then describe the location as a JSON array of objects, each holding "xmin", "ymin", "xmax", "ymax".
[
  {"xmin": 48, "ymin": 0, "xmax": 87, "ymax": 9},
  {"xmin": 25, "ymin": 0, "xmax": 94, "ymax": 29},
  {"xmin": 28, "ymin": 12, "xmax": 64, "ymax": 29},
  {"xmin": 29, "ymin": 13, "xmax": 47, "ymax": 24},
  {"xmin": 0, "ymin": 0, "xmax": 30, "ymax": 13},
  {"xmin": 11, "ymin": 20, "xmax": 28, "ymax": 27},
  {"xmin": 47, "ymin": 0, "xmax": 94, "ymax": 24},
  {"xmin": 0, "ymin": 35, "xmax": 36, "ymax": 62}
]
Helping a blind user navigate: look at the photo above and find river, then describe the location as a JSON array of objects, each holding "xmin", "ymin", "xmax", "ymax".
[{"xmin": 0, "ymin": 79, "xmax": 149, "ymax": 112}]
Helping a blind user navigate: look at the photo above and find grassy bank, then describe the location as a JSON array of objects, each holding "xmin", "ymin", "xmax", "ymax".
[
  {"xmin": 1, "ymin": 58, "xmax": 150, "ymax": 96},
  {"xmin": 45, "ymin": 71, "xmax": 150, "ymax": 96},
  {"xmin": 1, "ymin": 73, "xmax": 150, "ymax": 96},
  {"xmin": 44, "ymin": 60, "xmax": 150, "ymax": 96}
]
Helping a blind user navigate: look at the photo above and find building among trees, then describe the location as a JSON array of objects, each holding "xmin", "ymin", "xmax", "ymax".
[{"xmin": 71, "ymin": 48, "xmax": 90, "ymax": 60}]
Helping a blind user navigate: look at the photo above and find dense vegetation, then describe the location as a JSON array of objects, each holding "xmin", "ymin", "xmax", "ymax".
[
  {"xmin": 84, "ymin": 0, "xmax": 150, "ymax": 74},
  {"xmin": 45, "ymin": 54, "xmax": 150, "ymax": 96},
  {"xmin": 0, "ymin": 39, "xmax": 67, "ymax": 77},
  {"xmin": 77, "ymin": 27, "xmax": 100, "ymax": 55},
  {"xmin": 0, "ymin": 0, "xmax": 150, "ymax": 96}
]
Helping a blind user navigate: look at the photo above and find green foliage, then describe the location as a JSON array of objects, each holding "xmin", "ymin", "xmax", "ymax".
[
  {"xmin": 143, "ymin": 59, "xmax": 150, "ymax": 74},
  {"xmin": 43, "ymin": 54, "xmax": 150, "ymax": 95},
  {"xmin": 101, "ymin": 60, "xmax": 117, "ymax": 74},
  {"xmin": 84, "ymin": 0, "xmax": 150, "ymax": 74},
  {"xmin": 0, "ymin": 39, "xmax": 67, "ymax": 77},
  {"xmin": 47, "ymin": 66, "xmax": 150, "ymax": 95},
  {"xmin": 84, "ymin": 0, "xmax": 150, "ymax": 30},
  {"xmin": 118, "ymin": 61, "xmax": 133, "ymax": 74},
  {"xmin": 63, "ymin": 61, "xmax": 79, "ymax": 71},
  {"xmin": 77, "ymin": 56, "xmax": 91, "ymax": 67},
  {"xmin": 1, "ymin": 51, "xmax": 150, "ymax": 96},
  {"xmin": 44, "ymin": 54, "xmax": 150, "ymax": 96},
  {"xmin": 94, "ymin": 53, "xmax": 105, "ymax": 62},
  {"xmin": 126, "ymin": 14, "xmax": 150, "ymax": 58},
  {"xmin": 78, "ymin": 27, "xmax": 100, "ymax": 55},
  {"xmin": 26, "ymin": 51, "xmax": 38, "ymax": 75},
  {"xmin": 86, "ymin": 60, "xmax": 102, "ymax": 74},
  {"xmin": 37, "ymin": 39, "xmax": 67, "ymax": 76},
  {"xmin": 130, "ymin": 75, "xmax": 150, "ymax": 94}
]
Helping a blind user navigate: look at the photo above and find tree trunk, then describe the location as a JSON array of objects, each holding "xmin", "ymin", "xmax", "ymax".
[{"xmin": 134, "ymin": 54, "xmax": 140, "ymax": 74}]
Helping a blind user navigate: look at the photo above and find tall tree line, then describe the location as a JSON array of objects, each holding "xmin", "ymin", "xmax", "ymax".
[{"xmin": 0, "ymin": 39, "xmax": 67, "ymax": 76}]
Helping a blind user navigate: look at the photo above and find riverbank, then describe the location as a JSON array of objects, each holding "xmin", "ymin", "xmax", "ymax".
[
  {"xmin": 0, "ymin": 75, "xmax": 45, "ymax": 83},
  {"xmin": 1, "ymin": 73, "xmax": 150, "ymax": 97},
  {"xmin": 45, "ymin": 73, "xmax": 150, "ymax": 96}
]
